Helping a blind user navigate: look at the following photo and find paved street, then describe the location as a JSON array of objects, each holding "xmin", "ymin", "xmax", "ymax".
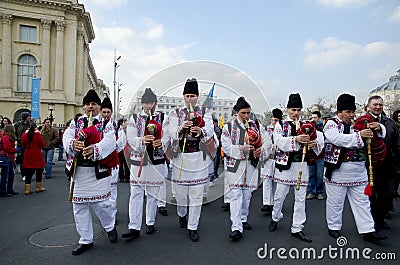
[{"xmin": 0, "ymin": 159, "xmax": 398, "ymax": 265}]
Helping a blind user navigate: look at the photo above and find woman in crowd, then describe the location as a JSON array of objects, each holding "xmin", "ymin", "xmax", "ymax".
[
  {"xmin": 21, "ymin": 123, "xmax": 46, "ymax": 195},
  {"xmin": 0, "ymin": 117, "xmax": 12, "ymax": 131},
  {"xmin": 0, "ymin": 125, "xmax": 19, "ymax": 196}
]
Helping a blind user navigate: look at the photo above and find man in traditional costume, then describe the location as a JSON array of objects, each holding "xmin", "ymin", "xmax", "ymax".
[
  {"xmin": 222, "ymin": 97, "xmax": 271, "ymax": 240},
  {"xmin": 163, "ymin": 78, "xmax": 214, "ymax": 242},
  {"xmin": 63, "ymin": 90, "xmax": 118, "ymax": 255},
  {"xmin": 122, "ymin": 88, "xmax": 168, "ymax": 239},
  {"xmin": 100, "ymin": 97, "xmax": 126, "ymax": 225},
  {"xmin": 269, "ymin": 93, "xmax": 324, "ymax": 243},
  {"xmin": 324, "ymin": 93, "xmax": 388, "ymax": 242},
  {"xmin": 260, "ymin": 108, "xmax": 282, "ymax": 214}
]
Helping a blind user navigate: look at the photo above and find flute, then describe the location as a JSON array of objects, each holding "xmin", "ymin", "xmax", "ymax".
[
  {"xmin": 295, "ymin": 118, "xmax": 308, "ymax": 190},
  {"xmin": 243, "ymin": 120, "xmax": 250, "ymax": 187},
  {"xmin": 138, "ymin": 109, "xmax": 153, "ymax": 178},
  {"xmin": 364, "ymin": 120, "xmax": 374, "ymax": 187}
]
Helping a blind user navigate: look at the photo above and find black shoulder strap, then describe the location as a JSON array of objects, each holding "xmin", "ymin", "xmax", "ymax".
[
  {"xmin": 132, "ymin": 113, "xmax": 138, "ymax": 123},
  {"xmin": 160, "ymin": 112, "xmax": 164, "ymax": 124}
]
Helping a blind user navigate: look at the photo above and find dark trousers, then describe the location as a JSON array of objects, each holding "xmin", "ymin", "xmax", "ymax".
[
  {"xmin": 25, "ymin": 168, "xmax": 44, "ymax": 184},
  {"xmin": 16, "ymin": 145, "xmax": 26, "ymax": 178},
  {"xmin": 7, "ymin": 162, "xmax": 16, "ymax": 192},
  {"xmin": 0, "ymin": 165, "xmax": 9, "ymax": 195},
  {"xmin": 370, "ymin": 164, "xmax": 396, "ymax": 226},
  {"xmin": 118, "ymin": 152, "xmax": 130, "ymax": 181}
]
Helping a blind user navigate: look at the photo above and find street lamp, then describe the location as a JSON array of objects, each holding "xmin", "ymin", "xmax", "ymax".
[
  {"xmin": 48, "ymin": 102, "xmax": 55, "ymax": 123},
  {"xmin": 113, "ymin": 49, "xmax": 121, "ymax": 120},
  {"xmin": 116, "ymin": 81, "xmax": 123, "ymax": 120}
]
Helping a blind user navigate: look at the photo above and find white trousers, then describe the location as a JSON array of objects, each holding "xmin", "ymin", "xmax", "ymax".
[
  {"xmin": 272, "ymin": 183, "xmax": 307, "ymax": 233},
  {"xmin": 262, "ymin": 178, "xmax": 276, "ymax": 206},
  {"xmin": 230, "ymin": 188, "xmax": 252, "ymax": 232},
  {"xmin": 73, "ymin": 199, "xmax": 115, "ymax": 244},
  {"xmin": 128, "ymin": 185, "xmax": 160, "ymax": 230},
  {"xmin": 174, "ymin": 183, "xmax": 204, "ymax": 230},
  {"xmin": 223, "ymin": 173, "xmax": 231, "ymax": 204},
  {"xmin": 110, "ymin": 167, "xmax": 119, "ymax": 220},
  {"xmin": 157, "ymin": 181, "xmax": 167, "ymax": 207},
  {"xmin": 326, "ymin": 183, "xmax": 375, "ymax": 234}
]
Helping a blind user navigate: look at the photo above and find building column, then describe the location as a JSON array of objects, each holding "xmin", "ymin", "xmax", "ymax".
[
  {"xmin": 40, "ymin": 19, "xmax": 51, "ymax": 91},
  {"xmin": 76, "ymin": 30, "xmax": 84, "ymax": 96},
  {"xmin": 83, "ymin": 43, "xmax": 89, "ymax": 92},
  {"xmin": 54, "ymin": 20, "xmax": 65, "ymax": 92},
  {"xmin": 1, "ymin": 14, "xmax": 13, "ymax": 91}
]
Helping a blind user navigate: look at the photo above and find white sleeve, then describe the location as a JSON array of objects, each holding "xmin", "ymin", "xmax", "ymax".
[
  {"xmin": 221, "ymin": 124, "xmax": 245, "ymax": 160},
  {"xmin": 116, "ymin": 127, "xmax": 126, "ymax": 153},
  {"xmin": 323, "ymin": 120, "xmax": 364, "ymax": 148},
  {"xmin": 63, "ymin": 120, "xmax": 77, "ymax": 156},
  {"xmin": 126, "ymin": 115, "xmax": 145, "ymax": 154},
  {"xmin": 273, "ymin": 123, "xmax": 301, "ymax": 152},
  {"xmin": 200, "ymin": 109, "xmax": 214, "ymax": 142},
  {"xmin": 260, "ymin": 124, "xmax": 273, "ymax": 160}
]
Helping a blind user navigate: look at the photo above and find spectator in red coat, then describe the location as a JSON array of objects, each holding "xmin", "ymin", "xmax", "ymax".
[
  {"xmin": 0, "ymin": 125, "xmax": 18, "ymax": 196},
  {"xmin": 21, "ymin": 123, "xmax": 46, "ymax": 195}
]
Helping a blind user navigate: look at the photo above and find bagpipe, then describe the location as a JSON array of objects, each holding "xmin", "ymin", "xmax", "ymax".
[
  {"xmin": 138, "ymin": 110, "xmax": 163, "ymax": 178},
  {"xmin": 353, "ymin": 114, "xmax": 387, "ymax": 196},
  {"xmin": 296, "ymin": 120, "xmax": 317, "ymax": 190},
  {"xmin": 243, "ymin": 120, "xmax": 263, "ymax": 186},
  {"xmin": 178, "ymin": 103, "xmax": 206, "ymax": 179}
]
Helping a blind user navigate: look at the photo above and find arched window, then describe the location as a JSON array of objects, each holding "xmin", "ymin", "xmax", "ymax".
[{"xmin": 17, "ymin": 54, "xmax": 37, "ymax": 92}]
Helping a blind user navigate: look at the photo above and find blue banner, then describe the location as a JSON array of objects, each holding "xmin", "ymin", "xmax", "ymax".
[{"xmin": 31, "ymin": 78, "xmax": 41, "ymax": 119}]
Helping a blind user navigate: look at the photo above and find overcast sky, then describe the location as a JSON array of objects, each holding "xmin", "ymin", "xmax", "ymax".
[{"xmin": 79, "ymin": 0, "xmax": 400, "ymax": 114}]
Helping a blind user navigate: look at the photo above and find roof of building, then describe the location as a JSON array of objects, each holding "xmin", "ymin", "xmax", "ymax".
[{"xmin": 370, "ymin": 69, "xmax": 400, "ymax": 94}]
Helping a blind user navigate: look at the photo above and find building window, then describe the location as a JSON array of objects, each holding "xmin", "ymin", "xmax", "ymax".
[
  {"xmin": 17, "ymin": 54, "xmax": 37, "ymax": 92},
  {"xmin": 20, "ymin": 25, "xmax": 37, "ymax": 42}
]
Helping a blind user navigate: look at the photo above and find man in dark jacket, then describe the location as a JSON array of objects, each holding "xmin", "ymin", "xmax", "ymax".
[{"xmin": 366, "ymin": 95, "xmax": 400, "ymax": 231}]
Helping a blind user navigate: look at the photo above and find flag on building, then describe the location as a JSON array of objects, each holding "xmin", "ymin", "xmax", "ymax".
[{"xmin": 202, "ymin": 83, "xmax": 215, "ymax": 109}]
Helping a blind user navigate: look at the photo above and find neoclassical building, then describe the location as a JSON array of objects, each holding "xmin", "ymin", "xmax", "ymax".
[
  {"xmin": 369, "ymin": 69, "xmax": 400, "ymax": 116},
  {"xmin": 0, "ymin": 0, "xmax": 108, "ymax": 127}
]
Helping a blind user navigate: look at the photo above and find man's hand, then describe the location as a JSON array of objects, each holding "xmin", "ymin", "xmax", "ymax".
[
  {"xmin": 143, "ymin": 135, "xmax": 155, "ymax": 144},
  {"xmin": 241, "ymin": 144, "xmax": 255, "ymax": 155},
  {"xmin": 181, "ymin": 120, "xmax": 193, "ymax": 130},
  {"xmin": 82, "ymin": 145, "xmax": 94, "ymax": 159},
  {"xmin": 368, "ymin": 121, "xmax": 381, "ymax": 132},
  {"xmin": 152, "ymin": 139, "xmax": 162, "ymax": 148},
  {"xmin": 308, "ymin": 140, "xmax": 316, "ymax": 149},
  {"xmin": 360, "ymin": 128, "xmax": 373, "ymax": 139},
  {"xmin": 296, "ymin": 134, "xmax": 310, "ymax": 144},
  {"xmin": 73, "ymin": 140, "xmax": 85, "ymax": 153},
  {"xmin": 253, "ymin": 147, "xmax": 262, "ymax": 158},
  {"xmin": 190, "ymin": 126, "xmax": 202, "ymax": 137}
]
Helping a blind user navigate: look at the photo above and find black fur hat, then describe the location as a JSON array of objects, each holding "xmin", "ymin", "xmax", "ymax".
[
  {"xmin": 337, "ymin": 93, "xmax": 356, "ymax": 111},
  {"xmin": 183, "ymin": 78, "xmax": 199, "ymax": 95},
  {"xmin": 141, "ymin": 88, "xmax": 157, "ymax": 103},
  {"xmin": 286, "ymin": 93, "xmax": 303, "ymax": 109},
  {"xmin": 272, "ymin": 108, "xmax": 283, "ymax": 120},
  {"xmin": 101, "ymin": 97, "xmax": 113, "ymax": 111},
  {"xmin": 83, "ymin": 90, "xmax": 101, "ymax": 106},
  {"xmin": 233, "ymin": 96, "xmax": 251, "ymax": 112}
]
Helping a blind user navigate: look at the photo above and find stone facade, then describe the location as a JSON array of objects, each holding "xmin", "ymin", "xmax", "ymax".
[{"xmin": 0, "ymin": 0, "xmax": 108, "ymax": 127}]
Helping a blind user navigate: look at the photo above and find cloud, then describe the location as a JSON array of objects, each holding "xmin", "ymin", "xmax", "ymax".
[
  {"xmin": 316, "ymin": 0, "xmax": 377, "ymax": 8},
  {"xmin": 143, "ymin": 18, "xmax": 164, "ymax": 40},
  {"xmin": 303, "ymin": 37, "xmax": 400, "ymax": 69},
  {"xmin": 88, "ymin": 20, "xmax": 187, "ymax": 114},
  {"xmin": 303, "ymin": 37, "xmax": 361, "ymax": 68},
  {"xmin": 79, "ymin": 0, "xmax": 127, "ymax": 9},
  {"xmin": 388, "ymin": 6, "xmax": 400, "ymax": 23}
]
